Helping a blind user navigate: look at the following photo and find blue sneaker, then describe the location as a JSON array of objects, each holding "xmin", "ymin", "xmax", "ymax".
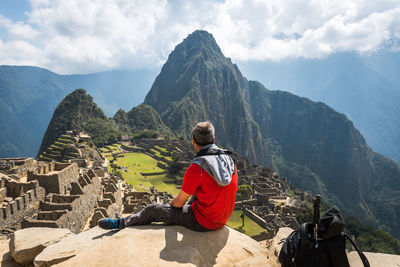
[{"xmin": 98, "ymin": 218, "xmax": 121, "ymax": 230}]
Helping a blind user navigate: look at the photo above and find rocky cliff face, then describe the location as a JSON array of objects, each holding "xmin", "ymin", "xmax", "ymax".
[
  {"xmin": 143, "ymin": 30, "xmax": 400, "ymax": 238},
  {"xmin": 37, "ymin": 89, "xmax": 110, "ymax": 157}
]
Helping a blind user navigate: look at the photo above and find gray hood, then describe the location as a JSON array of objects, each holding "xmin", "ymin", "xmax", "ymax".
[{"xmin": 192, "ymin": 144, "xmax": 235, "ymax": 186}]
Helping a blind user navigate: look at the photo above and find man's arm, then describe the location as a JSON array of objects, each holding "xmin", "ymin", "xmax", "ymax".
[{"xmin": 170, "ymin": 190, "xmax": 191, "ymax": 208}]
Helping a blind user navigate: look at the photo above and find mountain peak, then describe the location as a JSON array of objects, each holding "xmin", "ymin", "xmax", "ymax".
[
  {"xmin": 144, "ymin": 30, "xmax": 242, "ymax": 114},
  {"xmin": 37, "ymin": 88, "xmax": 107, "ymax": 157},
  {"xmin": 183, "ymin": 30, "xmax": 220, "ymax": 50},
  {"xmin": 166, "ymin": 30, "xmax": 226, "ymax": 67}
]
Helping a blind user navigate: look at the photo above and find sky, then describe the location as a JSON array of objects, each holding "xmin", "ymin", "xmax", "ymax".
[{"xmin": 0, "ymin": 0, "xmax": 399, "ymax": 74}]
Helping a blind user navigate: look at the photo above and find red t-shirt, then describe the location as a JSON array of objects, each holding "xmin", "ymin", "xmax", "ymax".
[{"xmin": 181, "ymin": 163, "xmax": 238, "ymax": 230}]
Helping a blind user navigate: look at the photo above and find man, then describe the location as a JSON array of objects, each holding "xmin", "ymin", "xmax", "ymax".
[{"xmin": 98, "ymin": 121, "xmax": 238, "ymax": 231}]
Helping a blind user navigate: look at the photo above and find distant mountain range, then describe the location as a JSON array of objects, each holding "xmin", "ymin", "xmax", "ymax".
[
  {"xmin": 237, "ymin": 51, "xmax": 400, "ymax": 164},
  {"xmin": 0, "ymin": 66, "xmax": 156, "ymax": 158}
]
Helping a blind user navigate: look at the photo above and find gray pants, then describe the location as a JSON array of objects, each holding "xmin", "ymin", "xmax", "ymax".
[{"xmin": 120, "ymin": 204, "xmax": 211, "ymax": 232}]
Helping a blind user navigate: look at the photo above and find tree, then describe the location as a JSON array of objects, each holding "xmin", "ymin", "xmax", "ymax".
[
  {"xmin": 237, "ymin": 184, "xmax": 253, "ymax": 200},
  {"xmin": 83, "ymin": 118, "xmax": 121, "ymax": 147}
]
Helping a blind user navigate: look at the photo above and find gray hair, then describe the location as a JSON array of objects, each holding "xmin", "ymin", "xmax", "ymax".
[{"xmin": 192, "ymin": 121, "xmax": 215, "ymax": 146}]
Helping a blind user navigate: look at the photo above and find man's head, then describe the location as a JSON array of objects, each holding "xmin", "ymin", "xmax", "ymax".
[{"xmin": 192, "ymin": 121, "xmax": 215, "ymax": 149}]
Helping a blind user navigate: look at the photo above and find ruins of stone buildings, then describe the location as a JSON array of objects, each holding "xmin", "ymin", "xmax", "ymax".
[
  {"xmin": 0, "ymin": 158, "xmax": 102, "ymax": 233},
  {"xmin": 0, "ymin": 131, "xmax": 121, "ymax": 234},
  {"xmin": 0, "ymin": 133, "xmax": 176, "ymax": 234},
  {"xmin": 122, "ymin": 186, "xmax": 173, "ymax": 215},
  {"xmin": 234, "ymin": 154, "xmax": 311, "ymax": 238},
  {"xmin": 38, "ymin": 130, "xmax": 103, "ymax": 164}
]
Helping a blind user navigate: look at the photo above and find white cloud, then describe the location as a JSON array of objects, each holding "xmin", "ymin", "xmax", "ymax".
[{"xmin": 0, "ymin": 0, "xmax": 399, "ymax": 73}]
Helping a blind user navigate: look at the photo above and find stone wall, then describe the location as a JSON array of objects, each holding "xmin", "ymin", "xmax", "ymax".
[
  {"xmin": 69, "ymin": 159, "xmax": 87, "ymax": 168},
  {"xmin": 57, "ymin": 176, "xmax": 101, "ymax": 233},
  {"xmin": 23, "ymin": 172, "xmax": 102, "ymax": 233},
  {"xmin": 0, "ymin": 187, "xmax": 6, "ymax": 203},
  {"xmin": 0, "ymin": 186, "xmax": 45, "ymax": 230},
  {"xmin": 244, "ymin": 208, "xmax": 268, "ymax": 229},
  {"xmin": 141, "ymin": 171, "xmax": 168, "ymax": 176},
  {"xmin": 0, "ymin": 158, "xmax": 35, "ymax": 177},
  {"xmin": 27, "ymin": 163, "xmax": 79, "ymax": 194},
  {"xmin": 234, "ymin": 199, "xmax": 258, "ymax": 210},
  {"xmin": 100, "ymin": 175, "xmax": 122, "ymax": 219},
  {"xmin": 3, "ymin": 179, "xmax": 38, "ymax": 198},
  {"xmin": 120, "ymin": 144, "xmax": 146, "ymax": 153}
]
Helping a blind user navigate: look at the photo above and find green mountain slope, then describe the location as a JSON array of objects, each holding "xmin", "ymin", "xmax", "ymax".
[
  {"xmin": 113, "ymin": 104, "xmax": 171, "ymax": 136},
  {"xmin": 144, "ymin": 30, "xmax": 400, "ymax": 238},
  {"xmin": 38, "ymin": 89, "xmax": 119, "ymax": 156}
]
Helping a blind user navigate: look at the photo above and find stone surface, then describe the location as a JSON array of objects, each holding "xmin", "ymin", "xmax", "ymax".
[
  {"xmin": 0, "ymin": 237, "xmax": 21, "ymax": 267},
  {"xmin": 265, "ymin": 227, "xmax": 294, "ymax": 267},
  {"xmin": 34, "ymin": 226, "xmax": 109, "ymax": 266},
  {"xmin": 10, "ymin": 227, "xmax": 73, "ymax": 265},
  {"xmin": 35, "ymin": 225, "xmax": 268, "ymax": 267},
  {"xmin": 348, "ymin": 251, "xmax": 400, "ymax": 267}
]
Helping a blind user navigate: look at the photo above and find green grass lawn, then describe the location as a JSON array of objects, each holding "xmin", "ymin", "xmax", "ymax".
[
  {"xmin": 110, "ymin": 152, "xmax": 179, "ymax": 195},
  {"xmin": 227, "ymin": 210, "xmax": 268, "ymax": 237}
]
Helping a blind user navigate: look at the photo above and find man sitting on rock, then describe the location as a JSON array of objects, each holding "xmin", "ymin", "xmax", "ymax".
[{"xmin": 98, "ymin": 121, "xmax": 238, "ymax": 231}]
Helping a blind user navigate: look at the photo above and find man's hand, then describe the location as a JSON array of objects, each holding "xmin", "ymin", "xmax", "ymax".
[{"xmin": 170, "ymin": 190, "xmax": 191, "ymax": 208}]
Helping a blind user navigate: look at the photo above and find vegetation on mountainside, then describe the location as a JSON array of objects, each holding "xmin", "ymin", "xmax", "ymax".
[
  {"xmin": 113, "ymin": 104, "xmax": 171, "ymax": 138},
  {"xmin": 345, "ymin": 217, "xmax": 400, "ymax": 254},
  {"xmin": 83, "ymin": 118, "xmax": 121, "ymax": 147},
  {"xmin": 132, "ymin": 129, "xmax": 160, "ymax": 139},
  {"xmin": 38, "ymin": 89, "xmax": 120, "ymax": 156}
]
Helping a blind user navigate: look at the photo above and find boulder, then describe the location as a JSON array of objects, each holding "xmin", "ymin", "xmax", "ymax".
[
  {"xmin": 35, "ymin": 225, "xmax": 268, "ymax": 266},
  {"xmin": 0, "ymin": 237, "xmax": 21, "ymax": 267},
  {"xmin": 34, "ymin": 226, "xmax": 109, "ymax": 266},
  {"xmin": 9, "ymin": 228, "xmax": 73, "ymax": 265},
  {"xmin": 348, "ymin": 251, "xmax": 400, "ymax": 267}
]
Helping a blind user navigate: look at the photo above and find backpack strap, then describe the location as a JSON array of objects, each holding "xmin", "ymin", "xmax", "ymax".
[
  {"xmin": 195, "ymin": 148, "xmax": 233, "ymax": 157},
  {"xmin": 343, "ymin": 233, "xmax": 370, "ymax": 267},
  {"xmin": 195, "ymin": 147, "xmax": 236, "ymax": 164}
]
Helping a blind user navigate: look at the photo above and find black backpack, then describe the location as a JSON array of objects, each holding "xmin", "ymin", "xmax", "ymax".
[{"xmin": 279, "ymin": 196, "xmax": 370, "ymax": 267}]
